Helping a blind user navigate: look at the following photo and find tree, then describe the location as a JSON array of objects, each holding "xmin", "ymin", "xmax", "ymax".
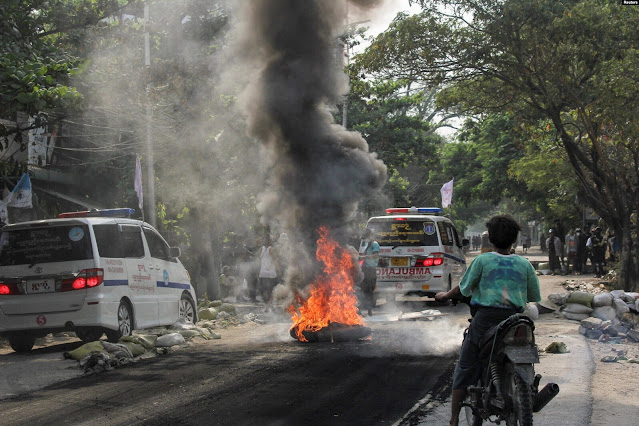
[
  {"xmin": 0, "ymin": 1, "xmax": 138, "ymax": 140},
  {"xmin": 358, "ymin": 0, "xmax": 639, "ymax": 290}
]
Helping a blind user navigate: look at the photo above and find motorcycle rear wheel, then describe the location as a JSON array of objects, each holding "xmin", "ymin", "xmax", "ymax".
[
  {"xmin": 464, "ymin": 384, "xmax": 484, "ymax": 426},
  {"xmin": 503, "ymin": 363, "xmax": 534, "ymax": 426}
]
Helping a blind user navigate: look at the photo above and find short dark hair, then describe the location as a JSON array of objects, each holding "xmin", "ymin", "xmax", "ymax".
[{"xmin": 485, "ymin": 215, "xmax": 521, "ymax": 249}]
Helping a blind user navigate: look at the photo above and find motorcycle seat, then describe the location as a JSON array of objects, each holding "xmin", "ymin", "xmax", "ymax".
[{"xmin": 478, "ymin": 314, "xmax": 535, "ymax": 349}]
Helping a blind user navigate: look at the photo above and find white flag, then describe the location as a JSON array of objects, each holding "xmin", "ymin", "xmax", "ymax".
[
  {"xmin": 440, "ymin": 178, "xmax": 454, "ymax": 209},
  {"xmin": 8, "ymin": 173, "xmax": 33, "ymax": 208},
  {"xmin": 135, "ymin": 154, "xmax": 143, "ymax": 211}
]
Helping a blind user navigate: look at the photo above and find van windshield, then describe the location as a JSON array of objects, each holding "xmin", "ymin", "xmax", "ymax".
[
  {"xmin": 0, "ymin": 225, "xmax": 93, "ymax": 266},
  {"xmin": 368, "ymin": 219, "xmax": 440, "ymax": 247}
]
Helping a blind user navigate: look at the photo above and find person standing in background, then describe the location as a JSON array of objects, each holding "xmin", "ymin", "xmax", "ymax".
[
  {"xmin": 360, "ymin": 228, "xmax": 379, "ymax": 317},
  {"xmin": 546, "ymin": 230, "xmax": 562, "ymax": 275},
  {"xmin": 587, "ymin": 227, "xmax": 606, "ymax": 278},
  {"xmin": 575, "ymin": 228, "xmax": 586, "ymax": 275},
  {"xmin": 258, "ymin": 235, "xmax": 279, "ymax": 304},
  {"xmin": 553, "ymin": 220, "xmax": 566, "ymax": 268},
  {"xmin": 565, "ymin": 227, "xmax": 577, "ymax": 274}
]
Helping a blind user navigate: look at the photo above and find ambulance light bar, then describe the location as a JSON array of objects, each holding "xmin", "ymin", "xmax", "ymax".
[
  {"xmin": 385, "ymin": 207, "xmax": 443, "ymax": 215},
  {"xmin": 58, "ymin": 208, "xmax": 135, "ymax": 219}
]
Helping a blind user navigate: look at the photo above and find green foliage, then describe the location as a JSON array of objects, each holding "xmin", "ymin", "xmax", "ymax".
[
  {"xmin": 362, "ymin": 0, "xmax": 639, "ymax": 288},
  {"xmin": 343, "ymin": 67, "xmax": 446, "ymax": 208},
  {"xmin": 0, "ymin": 1, "xmax": 136, "ymax": 120}
]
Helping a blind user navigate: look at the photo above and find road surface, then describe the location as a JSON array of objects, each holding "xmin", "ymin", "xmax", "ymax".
[{"xmin": 0, "ymin": 306, "xmax": 464, "ymax": 425}]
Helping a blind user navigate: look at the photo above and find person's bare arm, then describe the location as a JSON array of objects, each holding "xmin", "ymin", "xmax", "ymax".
[{"xmin": 435, "ymin": 285, "xmax": 462, "ymax": 302}]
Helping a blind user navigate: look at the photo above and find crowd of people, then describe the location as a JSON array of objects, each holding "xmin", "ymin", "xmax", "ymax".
[
  {"xmin": 543, "ymin": 221, "xmax": 619, "ymax": 278},
  {"xmin": 469, "ymin": 219, "xmax": 620, "ymax": 278}
]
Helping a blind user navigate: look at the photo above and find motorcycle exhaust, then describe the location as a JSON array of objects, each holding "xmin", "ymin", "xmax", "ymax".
[{"xmin": 533, "ymin": 382, "xmax": 560, "ymax": 412}]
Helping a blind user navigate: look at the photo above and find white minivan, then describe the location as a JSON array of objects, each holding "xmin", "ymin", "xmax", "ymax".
[
  {"xmin": 0, "ymin": 208, "xmax": 197, "ymax": 352},
  {"xmin": 361, "ymin": 207, "xmax": 468, "ymax": 299}
]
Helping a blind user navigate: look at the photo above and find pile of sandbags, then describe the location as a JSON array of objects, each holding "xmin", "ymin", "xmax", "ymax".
[
  {"xmin": 197, "ymin": 300, "xmax": 238, "ymax": 324},
  {"xmin": 545, "ymin": 289, "xmax": 639, "ymax": 342}
]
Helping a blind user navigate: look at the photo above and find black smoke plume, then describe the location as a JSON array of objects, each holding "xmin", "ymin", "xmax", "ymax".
[{"xmin": 238, "ymin": 0, "xmax": 387, "ymax": 292}]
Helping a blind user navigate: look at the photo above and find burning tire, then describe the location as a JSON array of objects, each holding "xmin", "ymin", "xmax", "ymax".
[{"xmin": 290, "ymin": 323, "xmax": 371, "ymax": 343}]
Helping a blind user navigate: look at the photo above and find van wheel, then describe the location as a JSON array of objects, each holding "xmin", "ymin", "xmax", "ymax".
[
  {"xmin": 106, "ymin": 301, "xmax": 133, "ymax": 343},
  {"xmin": 76, "ymin": 328, "xmax": 104, "ymax": 343},
  {"xmin": 9, "ymin": 333, "xmax": 36, "ymax": 353},
  {"xmin": 179, "ymin": 294, "xmax": 197, "ymax": 323}
]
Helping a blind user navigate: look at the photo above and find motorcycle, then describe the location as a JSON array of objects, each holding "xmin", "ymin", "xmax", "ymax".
[{"xmin": 456, "ymin": 298, "xmax": 560, "ymax": 425}]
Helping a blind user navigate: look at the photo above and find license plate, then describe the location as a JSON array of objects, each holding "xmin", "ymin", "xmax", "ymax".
[
  {"xmin": 391, "ymin": 257, "xmax": 408, "ymax": 266},
  {"xmin": 421, "ymin": 285, "xmax": 430, "ymax": 290},
  {"xmin": 27, "ymin": 279, "xmax": 54, "ymax": 294}
]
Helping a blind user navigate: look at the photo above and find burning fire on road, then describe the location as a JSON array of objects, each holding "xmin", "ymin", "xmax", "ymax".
[{"xmin": 287, "ymin": 227, "xmax": 371, "ymax": 342}]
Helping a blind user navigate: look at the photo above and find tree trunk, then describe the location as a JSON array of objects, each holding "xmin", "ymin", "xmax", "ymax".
[{"xmin": 618, "ymin": 215, "xmax": 638, "ymax": 292}]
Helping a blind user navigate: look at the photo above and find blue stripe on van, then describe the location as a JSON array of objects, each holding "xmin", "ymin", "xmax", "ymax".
[
  {"xmin": 157, "ymin": 281, "xmax": 191, "ymax": 290},
  {"xmin": 444, "ymin": 253, "xmax": 466, "ymax": 264},
  {"xmin": 104, "ymin": 279, "xmax": 129, "ymax": 286}
]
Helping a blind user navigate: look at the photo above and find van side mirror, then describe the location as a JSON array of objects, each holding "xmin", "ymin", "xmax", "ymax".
[
  {"xmin": 169, "ymin": 246, "xmax": 181, "ymax": 258},
  {"xmin": 462, "ymin": 238, "xmax": 470, "ymax": 247}
]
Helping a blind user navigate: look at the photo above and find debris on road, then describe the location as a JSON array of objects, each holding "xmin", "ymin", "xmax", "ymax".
[
  {"xmin": 57, "ymin": 300, "xmax": 260, "ymax": 374},
  {"xmin": 545, "ymin": 342, "xmax": 569, "ymax": 353},
  {"xmin": 540, "ymin": 280, "xmax": 639, "ymax": 352}
]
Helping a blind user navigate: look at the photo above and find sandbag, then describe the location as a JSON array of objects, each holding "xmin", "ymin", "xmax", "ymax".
[
  {"xmin": 548, "ymin": 293, "xmax": 569, "ymax": 306},
  {"xmin": 563, "ymin": 303, "xmax": 593, "ymax": 315},
  {"xmin": 580, "ymin": 317, "xmax": 603, "ymax": 329},
  {"xmin": 523, "ymin": 304, "xmax": 539, "ymax": 320},
  {"xmin": 101, "ymin": 341, "xmax": 134, "ymax": 359},
  {"xmin": 170, "ymin": 319, "xmax": 195, "ymax": 330},
  {"xmin": 118, "ymin": 341, "xmax": 146, "ymax": 357},
  {"xmin": 610, "ymin": 290, "xmax": 625, "ymax": 299},
  {"xmin": 217, "ymin": 303, "xmax": 236, "ymax": 314},
  {"xmin": 156, "ymin": 333, "xmax": 186, "ymax": 347},
  {"xmin": 621, "ymin": 292, "xmax": 639, "ymax": 303},
  {"xmin": 64, "ymin": 341, "xmax": 105, "ymax": 361},
  {"xmin": 591, "ymin": 306, "xmax": 617, "ymax": 321},
  {"xmin": 566, "ymin": 291, "xmax": 595, "ymax": 308},
  {"xmin": 198, "ymin": 308, "xmax": 218, "ymax": 320},
  {"xmin": 613, "ymin": 298, "xmax": 630, "ymax": 317},
  {"xmin": 563, "ymin": 311, "xmax": 591, "ymax": 321},
  {"xmin": 208, "ymin": 300, "xmax": 223, "ymax": 308},
  {"xmin": 119, "ymin": 334, "xmax": 157, "ymax": 350},
  {"xmin": 178, "ymin": 330, "xmax": 200, "ymax": 339},
  {"xmin": 592, "ymin": 293, "xmax": 614, "ymax": 307}
]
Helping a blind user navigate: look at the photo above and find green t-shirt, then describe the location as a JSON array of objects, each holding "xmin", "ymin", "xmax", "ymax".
[{"xmin": 460, "ymin": 252, "xmax": 541, "ymax": 310}]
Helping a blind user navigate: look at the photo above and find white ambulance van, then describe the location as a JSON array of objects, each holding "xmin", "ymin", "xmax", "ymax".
[
  {"xmin": 361, "ymin": 207, "xmax": 468, "ymax": 299},
  {"xmin": 0, "ymin": 208, "xmax": 197, "ymax": 352}
]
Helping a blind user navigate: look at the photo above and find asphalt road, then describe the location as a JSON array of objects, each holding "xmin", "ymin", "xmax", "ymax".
[{"xmin": 0, "ymin": 309, "xmax": 463, "ymax": 426}]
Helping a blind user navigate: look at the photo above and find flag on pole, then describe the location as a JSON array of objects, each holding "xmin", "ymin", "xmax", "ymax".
[
  {"xmin": 135, "ymin": 154, "xmax": 143, "ymax": 211},
  {"xmin": 8, "ymin": 173, "xmax": 33, "ymax": 208},
  {"xmin": 440, "ymin": 178, "xmax": 454, "ymax": 209}
]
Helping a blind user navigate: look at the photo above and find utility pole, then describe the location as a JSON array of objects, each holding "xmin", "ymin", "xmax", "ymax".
[{"xmin": 144, "ymin": 2, "xmax": 156, "ymax": 227}]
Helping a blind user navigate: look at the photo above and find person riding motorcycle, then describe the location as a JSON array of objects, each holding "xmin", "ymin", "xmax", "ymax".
[{"xmin": 435, "ymin": 215, "xmax": 541, "ymax": 426}]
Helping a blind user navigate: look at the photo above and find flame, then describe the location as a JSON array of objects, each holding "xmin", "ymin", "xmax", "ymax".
[{"xmin": 288, "ymin": 226, "xmax": 364, "ymax": 342}]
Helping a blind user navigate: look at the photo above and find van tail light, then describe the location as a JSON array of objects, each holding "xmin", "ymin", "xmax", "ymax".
[
  {"xmin": 503, "ymin": 324, "xmax": 534, "ymax": 346},
  {"xmin": 0, "ymin": 282, "xmax": 21, "ymax": 295},
  {"xmin": 416, "ymin": 253, "xmax": 445, "ymax": 267},
  {"xmin": 60, "ymin": 269, "xmax": 104, "ymax": 292}
]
